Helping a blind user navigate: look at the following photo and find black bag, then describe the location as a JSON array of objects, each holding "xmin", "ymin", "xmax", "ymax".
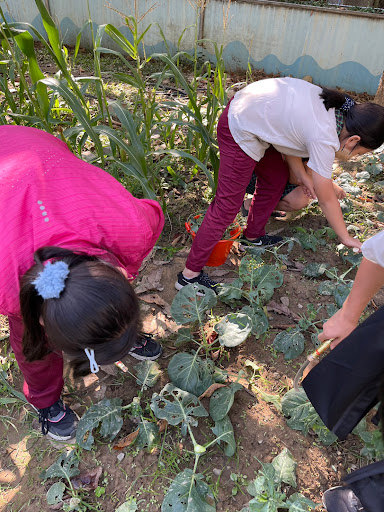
[
  {"xmin": 344, "ymin": 460, "xmax": 384, "ymax": 512},
  {"xmin": 303, "ymin": 305, "xmax": 384, "ymax": 440}
]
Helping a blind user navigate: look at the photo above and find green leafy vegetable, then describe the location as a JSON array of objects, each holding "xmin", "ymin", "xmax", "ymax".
[
  {"xmin": 273, "ymin": 328, "xmax": 305, "ymax": 360},
  {"xmin": 282, "ymin": 389, "xmax": 337, "ymax": 444},
  {"xmin": 209, "ymin": 383, "xmax": 242, "ymax": 422},
  {"xmin": 271, "ymin": 448, "xmax": 296, "ymax": 487},
  {"xmin": 151, "ymin": 383, "xmax": 208, "ymax": 437},
  {"xmin": 161, "ymin": 469, "xmax": 215, "ymax": 511},
  {"xmin": 302, "ymin": 262, "xmax": 329, "ymax": 278},
  {"xmin": 171, "ymin": 284, "xmax": 217, "ymax": 325},
  {"xmin": 136, "ymin": 420, "xmax": 159, "ymax": 450},
  {"xmin": 214, "ymin": 313, "xmax": 252, "ymax": 347},
  {"xmin": 46, "ymin": 482, "xmax": 65, "ymax": 505},
  {"xmin": 40, "ymin": 450, "xmax": 80, "ymax": 481},
  {"xmin": 241, "ymin": 305, "xmax": 269, "ymax": 337},
  {"xmin": 76, "ymin": 398, "xmax": 123, "ymax": 450},
  {"xmin": 167, "ymin": 352, "xmax": 214, "ymax": 396},
  {"xmin": 135, "ymin": 360, "xmax": 161, "ymax": 389},
  {"xmin": 211, "ymin": 415, "xmax": 236, "ymax": 457}
]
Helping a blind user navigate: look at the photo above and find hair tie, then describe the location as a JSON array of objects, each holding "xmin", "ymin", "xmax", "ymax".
[
  {"xmin": 340, "ymin": 97, "xmax": 355, "ymax": 112},
  {"xmin": 32, "ymin": 261, "xmax": 70, "ymax": 299},
  {"xmin": 84, "ymin": 348, "xmax": 100, "ymax": 373}
]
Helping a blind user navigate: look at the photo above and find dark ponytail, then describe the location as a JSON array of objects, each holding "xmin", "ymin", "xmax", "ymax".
[
  {"xmin": 319, "ymin": 87, "xmax": 351, "ymax": 111},
  {"xmin": 320, "ymin": 87, "xmax": 384, "ymax": 150},
  {"xmin": 20, "ymin": 246, "xmax": 141, "ymax": 377}
]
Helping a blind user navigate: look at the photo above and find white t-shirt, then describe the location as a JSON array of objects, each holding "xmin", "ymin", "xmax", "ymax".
[
  {"xmin": 228, "ymin": 77, "xmax": 341, "ymax": 178},
  {"xmin": 362, "ymin": 231, "xmax": 384, "ymax": 268}
]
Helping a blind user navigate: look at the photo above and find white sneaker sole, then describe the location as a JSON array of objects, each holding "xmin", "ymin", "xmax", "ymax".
[{"xmin": 128, "ymin": 351, "xmax": 162, "ymax": 361}]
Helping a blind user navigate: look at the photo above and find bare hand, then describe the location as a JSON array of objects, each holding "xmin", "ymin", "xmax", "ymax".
[
  {"xmin": 298, "ymin": 173, "xmax": 317, "ymax": 199},
  {"xmin": 332, "ymin": 182, "xmax": 347, "ymax": 200},
  {"xmin": 318, "ymin": 308, "xmax": 358, "ymax": 349},
  {"xmin": 340, "ymin": 236, "xmax": 362, "ymax": 251}
]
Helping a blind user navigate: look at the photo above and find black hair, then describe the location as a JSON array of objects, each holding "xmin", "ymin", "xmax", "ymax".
[
  {"xmin": 20, "ymin": 246, "xmax": 141, "ymax": 377},
  {"xmin": 320, "ymin": 87, "xmax": 384, "ymax": 150}
]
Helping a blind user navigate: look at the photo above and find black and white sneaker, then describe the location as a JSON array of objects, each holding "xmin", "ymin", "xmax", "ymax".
[
  {"xmin": 175, "ymin": 271, "xmax": 219, "ymax": 295},
  {"xmin": 37, "ymin": 399, "xmax": 78, "ymax": 441},
  {"xmin": 322, "ymin": 486, "xmax": 365, "ymax": 511},
  {"xmin": 129, "ymin": 334, "xmax": 162, "ymax": 361},
  {"xmin": 240, "ymin": 234, "xmax": 283, "ymax": 250}
]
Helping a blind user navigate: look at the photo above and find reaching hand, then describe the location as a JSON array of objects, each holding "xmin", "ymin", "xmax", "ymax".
[
  {"xmin": 318, "ymin": 308, "xmax": 358, "ymax": 349},
  {"xmin": 299, "ymin": 172, "xmax": 317, "ymax": 199},
  {"xmin": 340, "ymin": 236, "xmax": 362, "ymax": 251},
  {"xmin": 332, "ymin": 182, "xmax": 347, "ymax": 200}
]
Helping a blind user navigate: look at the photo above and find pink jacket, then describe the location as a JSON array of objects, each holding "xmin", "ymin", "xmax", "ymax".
[{"xmin": 0, "ymin": 126, "xmax": 164, "ymax": 317}]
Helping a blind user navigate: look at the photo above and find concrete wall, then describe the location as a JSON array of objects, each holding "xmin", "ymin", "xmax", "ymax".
[{"xmin": 2, "ymin": 0, "xmax": 383, "ymax": 94}]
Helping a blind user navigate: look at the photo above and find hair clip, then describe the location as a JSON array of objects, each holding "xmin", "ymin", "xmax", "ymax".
[
  {"xmin": 32, "ymin": 261, "xmax": 70, "ymax": 299},
  {"xmin": 84, "ymin": 348, "xmax": 100, "ymax": 374},
  {"xmin": 340, "ymin": 97, "xmax": 355, "ymax": 112}
]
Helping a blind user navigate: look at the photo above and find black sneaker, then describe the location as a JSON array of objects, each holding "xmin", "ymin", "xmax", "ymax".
[
  {"xmin": 240, "ymin": 234, "xmax": 283, "ymax": 250},
  {"xmin": 323, "ymin": 486, "xmax": 365, "ymax": 512},
  {"xmin": 129, "ymin": 334, "xmax": 162, "ymax": 361},
  {"xmin": 175, "ymin": 271, "xmax": 219, "ymax": 295},
  {"xmin": 37, "ymin": 399, "xmax": 78, "ymax": 441}
]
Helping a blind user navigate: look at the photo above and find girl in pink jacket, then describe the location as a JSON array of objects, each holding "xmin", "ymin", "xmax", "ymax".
[{"xmin": 0, "ymin": 126, "xmax": 164, "ymax": 441}]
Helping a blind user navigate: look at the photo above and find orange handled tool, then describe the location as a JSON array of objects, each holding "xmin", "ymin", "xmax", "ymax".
[{"xmin": 293, "ymin": 339, "xmax": 333, "ymax": 391}]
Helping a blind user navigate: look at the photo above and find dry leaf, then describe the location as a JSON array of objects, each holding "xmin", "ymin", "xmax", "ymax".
[
  {"xmin": 198, "ymin": 383, "xmax": 226, "ymax": 399},
  {"xmin": 113, "ymin": 429, "xmax": 139, "ymax": 450},
  {"xmin": 135, "ymin": 268, "xmax": 163, "ymax": 294},
  {"xmin": 71, "ymin": 466, "xmax": 102, "ymax": 490},
  {"xmin": 142, "ymin": 311, "xmax": 178, "ymax": 337},
  {"xmin": 210, "ymin": 349, "xmax": 221, "ymax": 361},
  {"xmin": 267, "ymin": 300, "xmax": 291, "ymax": 316},
  {"xmin": 139, "ymin": 293, "xmax": 171, "ymax": 317},
  {"xmin": 158, "ymin": 419, "xmax": 168, "ymax": 433},
  {"xmin": 267, "ymin": 301, "xmax": 300, "ymax": 321},
  {"xmin": 280, "ymin": 296, "xmax": 290, "ymax": 307},
  {"xmin": 210, "ymin": 269, "xmax": 230, "ymax": 277}
]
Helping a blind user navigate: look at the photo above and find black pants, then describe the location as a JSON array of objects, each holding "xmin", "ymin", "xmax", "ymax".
[{"xmin": 303, "ymin": 305, "xmax": 384, "ymax": 511}]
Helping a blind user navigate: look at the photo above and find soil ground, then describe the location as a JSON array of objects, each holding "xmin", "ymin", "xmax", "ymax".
[
  {"xmin": 2, "ymin": 196, "xmax": 384, "ymax": 511},
  {"xmin": 1, "ymin": 44, "xmax": 384, "ymax": 512}
]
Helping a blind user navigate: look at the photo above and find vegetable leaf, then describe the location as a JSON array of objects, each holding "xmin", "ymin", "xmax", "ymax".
[
  {"xmin": 273, "ymin": 328, "xmax": 305, "ymax": 360},
  {"xmin": 286, "ymin": 493, "xmax": 317, "ymax": 511},
  {"xmin": 76, "ymin": 398, "xmax": 123, "ymax": 450},
  {"xmin": 161, "ymin": 469, "xmax": 216, "ymax": 511},
  {"xmin": 168, "ymin": 352, "xmax": 214, "ymax": 396},
  {"xmin": 46, "ymin": 482, "xmax": 65, "ymax": 505},
  {"xmin": 214, "ymin": 313, "xmax": 252, "ymax": 347},
  {"xmin": 135, "ymin": 360, "xmax": 161, "ymax": 389},
  {"xmin": 209, "ymin": 383, "xmax": 242, "ymax": 422},
  {"xmin": 241, "ymin": 305, "xmax": 269, "ymax": 338},
  {"xmin": 272, "ymin": 448, "xmax": 296, "ymax": 487},
  {"xmin": 171, "ymin": 284, "xmax": 217, "ymax": 325},
  {"xmin": 40, "ymin": 450, "xmax": 80, "ymax": 481},
  {"xmin": 151, "ymin": 383, "xmax": 208, "ymax": 437},
  {"xmin": 211, "ymin": 415, "xmax": 236, "ymax": 457}
]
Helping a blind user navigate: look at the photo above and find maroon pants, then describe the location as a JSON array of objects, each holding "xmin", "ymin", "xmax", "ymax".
[
  {"xmin": 8, "ymin": 315, "xmax": 63, "ymax": 409},
  {"xmin": 186, "ymin": 101, "xmax": 290, "ymax": 272}
]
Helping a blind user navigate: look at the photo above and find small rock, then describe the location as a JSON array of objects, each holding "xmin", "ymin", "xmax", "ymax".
[
  {"xmin": 213, "ymin": 468, "xmax": 221, "ymax": 476},
  {"xmin": 298, "ymin": 304, "xmax": 303, "ymax": 309},
  {"xmin": 258, "ymin": 439, "xmax": 263, "ymax": 444},
  {"xmin": 117, "ymin": 453, "xmax": 125, "ymax": 462},
  {"xmin": 280, "ymin": 296, "xmax": 290, "ymax": 306}
]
